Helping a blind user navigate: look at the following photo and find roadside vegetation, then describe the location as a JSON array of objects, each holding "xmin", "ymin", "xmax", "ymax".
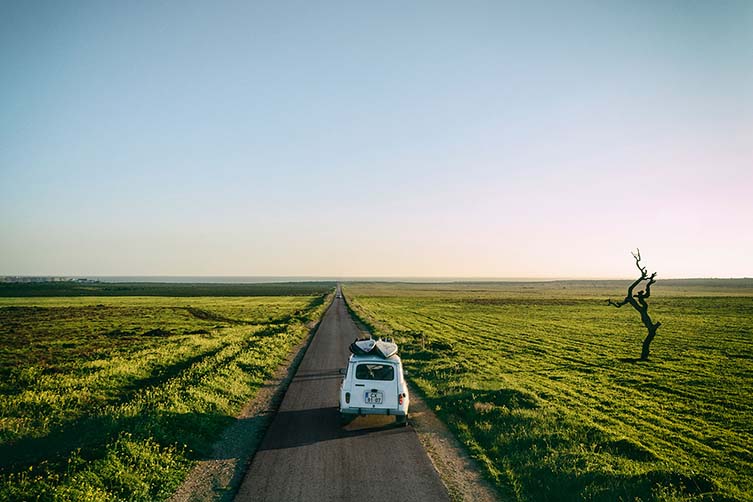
[
  {"xmin": 344, "ymin": 280, "xmax": 753, "ymax": 501},
  {"xmin": 0, "ymin": 285, "xmax": 333, "ymax": 501}
]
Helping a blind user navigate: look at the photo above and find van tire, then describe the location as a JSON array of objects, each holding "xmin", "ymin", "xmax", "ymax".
[{"xmin": 395, "ymin": 414, "xmax": 408, "ymax": 426}]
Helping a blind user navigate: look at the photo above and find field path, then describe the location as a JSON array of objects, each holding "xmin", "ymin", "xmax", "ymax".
[{"xmin": 235, "ymin": 288, "xmax": 450, "ymax": 502}]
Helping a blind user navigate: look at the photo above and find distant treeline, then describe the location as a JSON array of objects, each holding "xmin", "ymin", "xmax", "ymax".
[{"xmin": 0, "ymin": 281, "xmax": 336, "ymax": 297}]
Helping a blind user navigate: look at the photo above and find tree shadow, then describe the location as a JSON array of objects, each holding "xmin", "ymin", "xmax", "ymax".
[{"xmin": 617, "ymin": 357, "xmax": 646, "ymax": 364}]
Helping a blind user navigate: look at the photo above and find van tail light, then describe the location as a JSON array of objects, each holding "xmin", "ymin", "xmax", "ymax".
[
  {"xmin": 398, "ymin": 393, "xmax": 404, "ymax": 405},
  {"xmin": 345, "ymin": 392, "xmax": 350, "ymax": 404}
]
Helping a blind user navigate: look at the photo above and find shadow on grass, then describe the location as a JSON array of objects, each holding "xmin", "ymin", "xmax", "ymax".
[
  {"xmin": 519, "ymin": 466, "xmax": 721, "ymax": 502},
  {"xmin": 422, "ymin": 387, "xmax": 720, "ymax": 502},
  {"xmin": 617, "ymin": 357, "xmax": 646, "ymax": 364},
  {"xmin": 0, "ymin": 409, "xmax": 240, "ymax": 473},
  {"xmin": 0, "ymin": 326, "xmax": 290, "ymax": 473}
]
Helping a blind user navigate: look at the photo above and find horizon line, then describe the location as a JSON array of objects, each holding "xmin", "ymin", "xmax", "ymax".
[{"xmin": 2, "ymin": 274, "xmax": 751, "ymax": 282}]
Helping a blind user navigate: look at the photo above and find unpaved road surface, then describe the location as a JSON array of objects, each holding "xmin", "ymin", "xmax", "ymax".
[{"xmin": 235, "ymin": 289, "xmax": 450, "ymax": 502}]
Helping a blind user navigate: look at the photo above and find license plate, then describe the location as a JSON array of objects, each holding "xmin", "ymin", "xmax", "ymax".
[{"xmin": 365, "ymin": 391, "xmax": 383, "ymax": 404}]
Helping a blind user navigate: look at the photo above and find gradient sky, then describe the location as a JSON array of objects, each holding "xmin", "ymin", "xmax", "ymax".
[{"xmin": 2, "ymin": 1, "xmax": 752, "ymax": 278}]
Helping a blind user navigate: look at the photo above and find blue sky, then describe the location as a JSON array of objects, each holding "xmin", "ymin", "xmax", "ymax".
[{"xmin": 2, "ymin": 1, "xmax": 752, "ymax": 278}]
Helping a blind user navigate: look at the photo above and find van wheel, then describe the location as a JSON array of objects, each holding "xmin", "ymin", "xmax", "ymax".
[
  {"xmin": 395, "ymin": 414, "xmax": 408, "ymax": 427},
  {"xmin": 339, "ymin": 413, "xmax": 354, "ymax": 426}
]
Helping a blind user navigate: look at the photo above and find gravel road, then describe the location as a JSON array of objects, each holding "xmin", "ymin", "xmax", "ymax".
[{"xmin": 234, "ymin": 288, "xmax": 450, "ymax": 501}]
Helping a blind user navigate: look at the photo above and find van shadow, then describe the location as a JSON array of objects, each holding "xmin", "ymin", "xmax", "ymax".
[{"xmin": 257, "ymin": 406, "xmax": 407, "ymax": 452}]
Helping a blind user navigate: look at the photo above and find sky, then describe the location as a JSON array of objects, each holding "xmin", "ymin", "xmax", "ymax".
[{"xmin": 1, "ymin": 1, "xmax": 752, "ymax": 279}]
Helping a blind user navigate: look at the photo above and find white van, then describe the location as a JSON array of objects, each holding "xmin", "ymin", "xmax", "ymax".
[{"xmin": 339, "ymin": 352, "xmax": 410, "ymax": 426}]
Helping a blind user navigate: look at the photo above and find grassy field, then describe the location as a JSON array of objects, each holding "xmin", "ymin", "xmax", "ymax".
[
  {"xmin": 0, "ymin": 281, "xmax": 335, "ymax": 297},
  {"xmin": 343, "ymin": 280, "xmax": 753, "ymax": 502},
  {"xmin": 0, "ymin": 283, "xmax": 334, "ymax": 501}
]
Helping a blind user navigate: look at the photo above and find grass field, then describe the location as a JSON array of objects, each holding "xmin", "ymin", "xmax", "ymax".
[
  {"xmin": 0, "ymin": 283, "xmax": 334, "ymax": 501},
  {"xmin": 0, "ymin": 281, "xmax": 335, "ymax": 297},
  {"xmin": 344, "ymin": 280, "xmax": 753, "ymax": 502}
]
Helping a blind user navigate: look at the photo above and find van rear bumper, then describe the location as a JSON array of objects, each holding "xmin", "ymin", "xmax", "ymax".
[{"xmin": 339, "ymin": 406, "xmax": 407, "ymax": 417}]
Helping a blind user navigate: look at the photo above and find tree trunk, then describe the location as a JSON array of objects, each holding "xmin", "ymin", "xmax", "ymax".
[{"xmin": 640, "ymin": 326, "xmax": 657, "ymax": 360}]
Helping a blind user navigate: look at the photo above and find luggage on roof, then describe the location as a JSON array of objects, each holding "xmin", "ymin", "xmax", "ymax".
[{"xmin": 349, "ymin": 337, "xmax": 398, "ymax": 358}]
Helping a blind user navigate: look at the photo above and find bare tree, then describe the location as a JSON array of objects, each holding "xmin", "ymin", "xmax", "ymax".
[{"xmin": 607, "ymin": 249, "xmax": 661, "ymax": 360}]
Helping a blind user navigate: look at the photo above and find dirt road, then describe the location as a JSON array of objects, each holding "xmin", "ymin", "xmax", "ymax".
[{"xmin": 234, "ymin": 288, "xmax": 450, "ymax": 501}]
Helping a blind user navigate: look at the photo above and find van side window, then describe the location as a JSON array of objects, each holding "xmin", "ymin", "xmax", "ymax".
[{"xmin": 355, "ymin": 364, "xmax": 395, "ymax": 381}]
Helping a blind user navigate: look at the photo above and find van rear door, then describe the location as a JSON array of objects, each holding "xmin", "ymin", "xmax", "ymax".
[{"xmin": 351, "ymin": 361, "xmax": 399, "ymax": 410}]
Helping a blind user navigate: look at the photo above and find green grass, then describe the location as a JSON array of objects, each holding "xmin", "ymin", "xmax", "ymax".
[
  {"xmin": 0, "ymin": 281, "xmax": 336, "ymax": 297},
  {"xmin": 344, "ymin": 280, "xmax": 753, "ymax": 502},
  {"xmin": 0, "ymin": 290, "xmax": 333, "ymax": 501}
]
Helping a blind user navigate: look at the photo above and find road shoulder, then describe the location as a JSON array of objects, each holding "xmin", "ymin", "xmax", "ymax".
[
  {"xmin": 169, "ymin": 319, "xmax": 320, "ymax": 502},
  {"xmin": 408, "ymin": 386, "xmax": 500, "ymax": 502}
]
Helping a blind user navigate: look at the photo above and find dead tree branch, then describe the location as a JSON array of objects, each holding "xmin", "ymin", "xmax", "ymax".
[{"xmin": 607, "ymin": 249, "xmax": 661, "ymax": 360}]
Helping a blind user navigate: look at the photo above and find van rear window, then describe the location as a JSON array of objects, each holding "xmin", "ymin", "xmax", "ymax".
[{"xmin": 355, "ymin": 363, "xmax": 395, "ymax": 381}]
